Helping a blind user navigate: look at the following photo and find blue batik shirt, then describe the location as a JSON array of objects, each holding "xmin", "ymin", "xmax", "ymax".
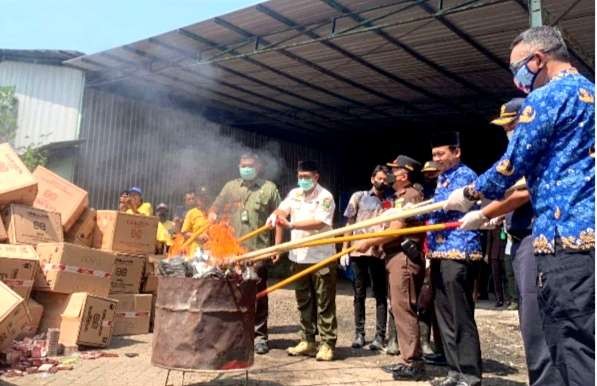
[
  {"xmin": 428, "ymin": 163, "xmax": 482, "ymax": 260},
  {"xmin": 474, "ymin": 69, "xmax": 595, "ymax": 255}
]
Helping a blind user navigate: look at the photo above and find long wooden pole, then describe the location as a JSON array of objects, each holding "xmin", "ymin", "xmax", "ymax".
[
  {"xmin": 255, "ymin": 221, "xmax": 457, "ymax": 299},
  {"xmin": 247, "ymin": 222, "xmax": 460, "ymax": 263},
  {"xmin": 237, "ymin": 224, "xmax": 271, "ymax": 243},
  {"xmin": 235, "ymin": 200, "xmax": 445, "ymax": 262},
  {"xmin": 181, "ymin": 223, "xmax": 210, "ymax": 249}
]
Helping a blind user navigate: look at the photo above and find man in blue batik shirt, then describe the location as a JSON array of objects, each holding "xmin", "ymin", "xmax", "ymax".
[
  {"xmin": 445, "ymin": 26, "xmax": 594, "ymax": 386},
  {"xmin": 427, "ymin": 131, "xmax": 483, "ymax": 386}
]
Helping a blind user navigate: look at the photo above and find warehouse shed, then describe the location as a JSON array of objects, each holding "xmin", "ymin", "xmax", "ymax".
[{"xmin": 63, "ymin": 0, "xmax": 594, "ymax": 209}]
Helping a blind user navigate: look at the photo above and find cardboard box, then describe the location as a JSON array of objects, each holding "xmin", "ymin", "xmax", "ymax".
[
  {"xmin": 59, "ymin": 292, "xmax": 117, "ymax": 348},
  {"xmin": 64, "ymin": 208, "xmax": 96, "ymax": 247},
  {"xmin": 21, "ymin": 298, "xmax": 43, "ymax": 337},
  {"xmin": 0, "ymin": 281, "xmax": 32, "ymax": 350},
  {"xmin": 110, "ymin": 253, "xmax": 145, "ymax": 294},
  {"xmin": 32, "ymin": 166, "xmax": 89, "ymax": 232},
  {"xmin": 141, "ymin": 255, "xmax": 162, "ymax": 293},
  {"xmin": 0, "ymin": 143, "xmax": 38, "ymax": 206},
  {"xmin": 0, "ymin": 216, "xmax": 7, "ymax": 242},
  {"xmin": 110, "ymin": 294, "xmax": 151, "ymax": 336},
  {"xmin": 2, "ymin": 204, "xmax": 63, "ymax": 245},
  {"xmin": 32, "ymin": 291, "xmax": 70, "ymax": 332},
  {"xmin": 35, "ymin": 243, "xmax": 115, "ymax": 297},
  {"xmin": 94, "ymin": 211, "xmax": 158, "ymax": 254},
  {"xmin": 0, "ymin": 244, "xmax": 39, "ymax": 300}
]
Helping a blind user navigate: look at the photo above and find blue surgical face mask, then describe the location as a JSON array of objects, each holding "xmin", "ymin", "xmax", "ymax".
[
  {"xmin": 298, "ymin": 178, "xmax": 314, "ymax": 191},
  {"xmin": 239, "ymin": 167, "xmax": 257, "ymax": 181},
  {"xmin": 512, "ymin": 56, "xmax": 539, "ymax": 94}
]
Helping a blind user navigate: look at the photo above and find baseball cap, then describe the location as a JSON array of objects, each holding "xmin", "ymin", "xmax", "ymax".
[
  {"xmin": 491, "ymin": 98, "xmax": 525, "ymax": 126},
  {"xmin": 128, "ymin": 186, "xmax": 143, "ymax": 195}
]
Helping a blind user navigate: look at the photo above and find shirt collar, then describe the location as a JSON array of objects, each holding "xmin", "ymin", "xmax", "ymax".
[
  {"xmin": 240, "ymin": 178, "xmax": 263, "ymax": 188},
  {"xmin": 439, "ymin": 163, "xmax": 460, "ymax": 179},
  {"xmin": 395, "ymin": 183, "xmax": 413, "ymax": 197}
]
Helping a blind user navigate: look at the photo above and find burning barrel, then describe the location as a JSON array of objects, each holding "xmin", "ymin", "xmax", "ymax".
[{"xmin": 151, "ymin": 276, "xmax": 256, "ymax": 371}]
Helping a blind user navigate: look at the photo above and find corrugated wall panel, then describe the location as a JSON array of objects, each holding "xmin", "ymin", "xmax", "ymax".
[
  {"xmin": 0, "ymin": 61, "xmax": 85, "ymax": 148},
  {"xmin": 75, "ymin": 89, "xmax": 340, "ymax": 213}
]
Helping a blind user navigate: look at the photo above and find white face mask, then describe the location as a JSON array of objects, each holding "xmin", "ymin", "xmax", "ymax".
[{"xmin": 506, "ymin": 130, "xmax": 514, "ymax": 141}]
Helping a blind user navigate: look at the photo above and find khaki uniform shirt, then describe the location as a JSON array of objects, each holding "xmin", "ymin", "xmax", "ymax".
[
  {"xmin": 279, "ymin": 184, "xmax": 335, "ymax": 264},
  {"xmin": 383, "ymin": 184, "xmax": 423, "ymax": 255},
  {"xmin": 211, "ymin": 178, "xmax": 281, "ymax": 251}
]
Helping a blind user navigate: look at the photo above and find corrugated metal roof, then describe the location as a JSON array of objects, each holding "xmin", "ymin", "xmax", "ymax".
[
  {"xmin": 66, "ymin": 0, "xmax": 594, "ymax": 134},
  {"xmin": 0, "ymin": 49, "xmax": 84, "ymax": 65}
]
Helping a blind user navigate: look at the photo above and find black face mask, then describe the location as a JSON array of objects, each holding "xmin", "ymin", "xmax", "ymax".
[{"xmin": 373, "ymin": 181, "xmax": 387, "ymax": 191}]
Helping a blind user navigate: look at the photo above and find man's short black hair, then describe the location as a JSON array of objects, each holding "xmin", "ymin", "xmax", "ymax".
[
  {"xmin": 298, "ymin": 160, "xmax": 319, "ymax": 173},
  {"xmin": 371, "ymin": 165, "xmax": 389, "ymax": 178},
  {"xmin": 240, "ymin": 152, "xmax": 260, "ymax": 162}
]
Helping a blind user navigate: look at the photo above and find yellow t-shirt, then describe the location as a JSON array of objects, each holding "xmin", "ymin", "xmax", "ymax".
[
  {"xmin": 156, "ymin": 220, "xmax": 175, "ymax": 246},
  {"xmin": 126, "ymin": 202, "xmax": 153, "ymax": 216},
  {"xmin": 181, "ymin": 208, "xmax": 208, "ymax": 256}
]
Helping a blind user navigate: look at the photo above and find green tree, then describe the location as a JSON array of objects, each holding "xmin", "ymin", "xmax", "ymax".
[{"xmin": 0, "ymin": 86, "xmax": 18, "ymax": 143}]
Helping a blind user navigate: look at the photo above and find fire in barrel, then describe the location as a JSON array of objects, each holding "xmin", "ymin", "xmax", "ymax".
[{"xmin": 151, "ymin": 222, "xmax": 258, "ymax": 371}]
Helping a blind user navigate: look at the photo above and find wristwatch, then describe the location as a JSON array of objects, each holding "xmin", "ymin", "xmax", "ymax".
[{"xmin": 463, "ymin": 185, "xmax": 482, "ymax": 202}]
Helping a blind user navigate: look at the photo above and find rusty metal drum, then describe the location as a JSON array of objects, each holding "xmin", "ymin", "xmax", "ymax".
[{"xmin": 151, "ymin": 276, "xmax": 256, "ymax": 371}]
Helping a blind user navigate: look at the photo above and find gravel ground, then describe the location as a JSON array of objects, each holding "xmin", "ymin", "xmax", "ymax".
[{"xmin": 2, "ymin": 279, "xmax": 528, "ymax": 386}]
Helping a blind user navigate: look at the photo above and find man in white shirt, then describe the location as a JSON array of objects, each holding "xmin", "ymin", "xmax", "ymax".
[{"xmin": 269, "ymin": 160, "xmax": 337, "ymax": 361}]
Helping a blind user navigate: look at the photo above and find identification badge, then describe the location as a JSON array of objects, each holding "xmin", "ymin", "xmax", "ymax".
[{"xmin": 241, "ymin": 209, "xmax": 249, "ymax": 223}]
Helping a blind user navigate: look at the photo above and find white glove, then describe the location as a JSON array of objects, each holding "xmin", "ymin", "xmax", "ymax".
[
  {"xmin": 459, "ymin": 210, "xmax": 489, "ymax": 230},
  {"xmin": 265, "ymin": 213, "xmax": 278, "ymax": 228},
  {"xmin": 340, "ymin": 254, "xmax": 350, "ymax": 267},
  {"xmin": 444, "ymin": 188, "xmax": 475, "ymax": 213},
  {"xmin": 480, "ymin": 216, "xmax": 505, "ymax": 230}
]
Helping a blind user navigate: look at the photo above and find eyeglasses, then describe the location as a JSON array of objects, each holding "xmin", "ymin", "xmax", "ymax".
[
  {"xmin": 509, "ymin": 44, "xmax": 562, "ymax": 75},
  {"xmin": 509, "ymin": 53, "xmax": 536, "ymax": 75}
]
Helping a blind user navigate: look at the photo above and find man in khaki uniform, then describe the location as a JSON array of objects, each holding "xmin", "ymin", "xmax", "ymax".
[
  {"xmin": 209, "ymin": 153, "xmax": 281, "ymax": 354},
  {"xmin": 269, "ymin": 160, "xmax": 337, "ymax": 361},
  {"xmin": 355, "ymin": 155, "xmax": 425, "ymax": 380}
]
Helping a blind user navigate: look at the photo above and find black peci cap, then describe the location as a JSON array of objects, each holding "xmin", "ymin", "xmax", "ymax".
[
  {"xmin": 431, "ymin": 131, "xmax": 460, "ymax": 148},
  {"xmin": 297, "ymin": 160, "xmax": 319, "ymax": 173}
]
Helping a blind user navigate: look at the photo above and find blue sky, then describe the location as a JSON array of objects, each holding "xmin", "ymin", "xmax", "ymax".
[{"xmin": 0, "ymin": 0, "xmax": 259, "ymax": 55}]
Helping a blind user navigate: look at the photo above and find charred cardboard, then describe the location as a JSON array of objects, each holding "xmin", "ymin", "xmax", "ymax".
[
  {"xmin": 0, "ymin": 143, "xmax": 38, "ymax": 207},
  {"xmin": 0, "ymin": 281, "xmax": 32, "ymax": 350},
  {"xmin": 32, "ymin": 166, "xmax": 89, "ymax": 232},
  {"xmin": 2, "ymin": 204, "xmax": 63, "ymax": 245},
  {"xmin": 64, "ymin": 208, "xmax": 96, "ymax": 247},
  {"xmin": 35, "ymin": 243, "xmax": 115, "ymax": 297},
  {"xmin": 0, "ymin": 244, "xmax": 39, "ymax": 300},
  {"xmin": 110, "ymin": 294, "xmax": 151, "ymax": 336},
  {"xmin": 59, "ymin": 292, "xmax": 117, "ymax": 348},
  {"xmin": 32, "ymin": 291, "xmax": 70, "ymax": 332},
  {"xmin": 94, "ymin": 210, "xmax": 158, "ymax": 254},
  {"xmin": 110, "ymin": 253, "xmax": 145, "ymax": 294}
]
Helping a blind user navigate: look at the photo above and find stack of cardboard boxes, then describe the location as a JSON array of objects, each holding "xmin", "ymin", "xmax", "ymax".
[{"xmin": 0, "ymin": 143, "xmax": 159, "ymax": 354}]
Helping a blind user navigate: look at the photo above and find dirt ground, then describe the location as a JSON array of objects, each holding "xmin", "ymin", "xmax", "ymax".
[{"xmin": 1, "ymin": 280, "xmax": 528, "ymax": 386}]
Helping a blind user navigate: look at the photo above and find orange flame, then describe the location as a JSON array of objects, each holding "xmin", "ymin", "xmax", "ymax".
[
  {"xmin": 204, "ymin": 222, "xmax": 246, "ymax": 265},
  {"xmin": 168, "ymin": 234, "xmax": 189, "ymax": 258}
]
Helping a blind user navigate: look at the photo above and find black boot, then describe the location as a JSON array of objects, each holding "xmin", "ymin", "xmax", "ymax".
[{"xmin": 351, "ymin": 333, "xmax": 365, "ymax": 349}]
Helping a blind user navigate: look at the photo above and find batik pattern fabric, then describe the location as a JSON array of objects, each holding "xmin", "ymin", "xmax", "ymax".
[
  {"xmin": 428, "ymin": 163, "xmax": 483, "ymax": 260},
  {"xmin": 473, "ymin": 69, "xmax": 595, "ymax": 254}
]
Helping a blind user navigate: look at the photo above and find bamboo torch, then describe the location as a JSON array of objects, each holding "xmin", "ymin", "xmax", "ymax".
[{"xmin": 237, "ymin": 224, "xmax": 271, "ymax": 243}]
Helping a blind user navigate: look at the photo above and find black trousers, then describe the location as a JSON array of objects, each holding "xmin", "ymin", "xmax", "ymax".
[
  {"xmin": 350, "ymin": 255, "xmax": 388, "ymax": 339},
  {"xmin": 432, "ymin": 259, "xmax": 482, "ymax": 385},
  {"xmin": 511, "ymin": 236, "xmax": 563, "ymax": 386},
  {"xmin": 536, "ymin": 247, "xmax": 595, "ymax": 386},
  {"xmin": 255, "ymin": 264, "xmax": 268, "ymax": 344}
]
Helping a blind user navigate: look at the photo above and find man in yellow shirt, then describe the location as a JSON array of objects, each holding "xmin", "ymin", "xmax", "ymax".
[
  {"xmin": 125, "ymin": 187, "xmax": 153, "ymax": 216},
  {"xmin": 156, "ymin": 203, "xmax": 175, "ymax": 254},
  {"xmin": 181, "ymin": 191, "xmax": 208, "ymax": 257}
]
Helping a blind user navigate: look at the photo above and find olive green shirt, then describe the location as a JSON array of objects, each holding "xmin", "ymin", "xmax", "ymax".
[{"xmin": 211, "ymin": 178, "xmax": 281, "ymax": 251}]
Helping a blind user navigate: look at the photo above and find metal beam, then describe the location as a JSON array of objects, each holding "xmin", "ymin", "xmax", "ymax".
[
  {"xmin": 529, "ymin": 0, "xmax": 544, "ymax": 26},
  {"xmin": 257, "ymin": 3, "xmax": 475, "ymax": 115},
  {"xmin": 212, "ymin": 16, "xmax": 422, "ymax": 116},
  {"xmin": 319, "ymin": 0, "xmax": 487, "ymax": 97},
  {"xmin": 177, "ymin": 28, "xmax": 377, "ymax": 120},
  {"xmin": 418, "ymin": 1, "xmax": 510, "ymax": 70}
]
